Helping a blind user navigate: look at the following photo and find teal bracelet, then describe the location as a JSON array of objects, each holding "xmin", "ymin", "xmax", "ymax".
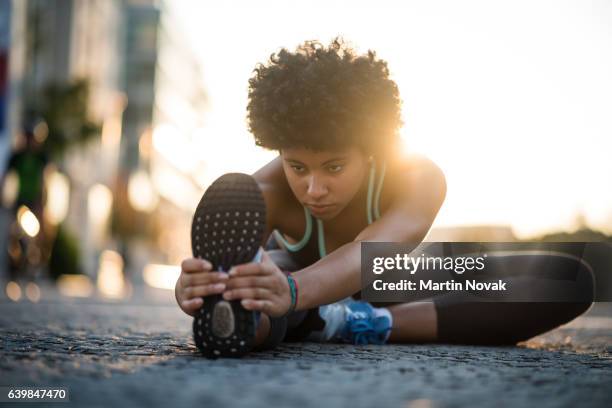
[{"xmin": 282, "ymin": 275, "xmax": 298, "ymax": 318}]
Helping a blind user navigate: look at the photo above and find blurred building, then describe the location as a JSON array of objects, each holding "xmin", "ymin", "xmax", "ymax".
[
  {"xmin": 12, "ymin": 0, "xmax": 126, "ymax": 279},
  {"xmin": 0, "ymin": 0, "xmax": 19, "ymax": 280},
  {"xmin": 149, "ymin": 1, "xmax": 208, "ymax": 266},
  {"xmin": 3, "ymin": 0, "xmax": 208, "ymax": 290},
  {"xmin": 120, "ymin": 3, "xmax": 158, "ymax": 173},
  {"xmin": 117, "ymin": 0, "xmax": 208, "ymax": 273},
  {"xmin": 1, "ymin": 0, "xmax": 25, "ymax": 175},
  {"xmin": 0, "ymin": 2, "xmax": 10, "ymax": 169}
]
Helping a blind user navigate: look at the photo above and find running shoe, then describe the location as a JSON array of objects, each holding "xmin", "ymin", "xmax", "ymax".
[
  {"xmin": 338, "ymin": 300, "xmax": 392, "ymax": 345},
  {"xmin": 191, "ymin": 173, "xmax": 266, "ymax": 358}
]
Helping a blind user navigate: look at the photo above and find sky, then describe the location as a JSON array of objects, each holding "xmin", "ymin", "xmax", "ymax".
[{"xmin": 169, "ymin": 0, "xmax": 612, "ymax": 238}]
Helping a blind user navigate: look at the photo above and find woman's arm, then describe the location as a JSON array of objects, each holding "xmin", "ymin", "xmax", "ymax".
[
  {"xmin": 293, "ymin": 156, "xmax": 447, "ymax": 310},
  {"xmin": 223, "ymin": 155, "xmax": 446, "ymax": 317}
]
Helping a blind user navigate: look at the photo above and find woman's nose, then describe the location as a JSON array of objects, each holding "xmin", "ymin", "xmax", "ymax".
[{"xmin": 306, "ymin": 176, "xmax": 327, "ymax": 199}]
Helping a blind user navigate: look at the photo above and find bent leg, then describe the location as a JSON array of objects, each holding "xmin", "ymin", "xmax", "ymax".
[
  {"xmin": 433, "ymin": 253, "xmax": 595, "ymax": 345},
  {"xmin": 383, "ymin": 252, "xmax": 595, "ymax": 345}
]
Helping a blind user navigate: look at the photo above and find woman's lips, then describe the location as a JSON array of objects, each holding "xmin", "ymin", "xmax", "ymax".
[{"xmin": 307, "ymin": 204, "xmax": 334, "ymax": 215}]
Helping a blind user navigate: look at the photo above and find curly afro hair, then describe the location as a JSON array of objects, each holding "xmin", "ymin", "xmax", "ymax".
[{"xmin": 247, "ymin": 38, "xmax": 402, "ymax": 156}]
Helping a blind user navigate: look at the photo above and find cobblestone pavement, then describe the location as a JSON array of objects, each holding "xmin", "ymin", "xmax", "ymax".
[{"xmin": 0, "ymin": 288, "xmax": 611, "ymax": 408}]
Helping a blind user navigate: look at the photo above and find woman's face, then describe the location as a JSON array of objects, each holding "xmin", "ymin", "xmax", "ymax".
[{"xmin": 280, "ymin": 146, "xmax": 370, "ymax": 221}]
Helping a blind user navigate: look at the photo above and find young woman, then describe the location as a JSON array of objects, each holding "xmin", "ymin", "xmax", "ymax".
[{"xmin": 175, "ymin": 39, "xmax": 594, "ymax": 358}]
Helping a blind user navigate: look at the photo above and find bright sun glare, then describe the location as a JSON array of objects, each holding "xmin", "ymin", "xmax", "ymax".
[{"xmin": 168, "ymin": 0, "xmax": 612, "ymax": 239}]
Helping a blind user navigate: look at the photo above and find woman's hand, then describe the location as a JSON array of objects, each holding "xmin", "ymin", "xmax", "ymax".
[
  {"xmin": 223, "ymin": 251, "xmax": 292, "ymax": 318},
  {"xmin": 175, "ymin": 258, "xmax": 228, "ymax": 316}
]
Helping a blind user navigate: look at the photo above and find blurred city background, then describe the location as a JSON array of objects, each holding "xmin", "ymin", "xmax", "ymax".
[{"xmin": 0, "ymin": 0, "xmax": 610, "ymax": 305}]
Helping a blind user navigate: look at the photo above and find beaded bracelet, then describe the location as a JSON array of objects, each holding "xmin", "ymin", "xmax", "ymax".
[{"xmin": 282, "ymin": 274, "xmax": 298, "ymax": 318}]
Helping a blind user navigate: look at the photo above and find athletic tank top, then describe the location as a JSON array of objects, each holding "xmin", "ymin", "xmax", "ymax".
[{"xmin": 273, "ymin": 160, "xmax": 387, "ymax": 259}]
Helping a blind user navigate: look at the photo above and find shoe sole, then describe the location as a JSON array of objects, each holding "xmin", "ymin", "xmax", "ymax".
[{"xmin": 191, "ymin": 173, "xmax": 266, "ymax": 358}]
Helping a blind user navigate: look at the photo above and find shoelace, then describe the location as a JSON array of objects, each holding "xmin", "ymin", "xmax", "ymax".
[{"xmin": 344, "ymin": 313, "xmax": 391, "ymax": 345}]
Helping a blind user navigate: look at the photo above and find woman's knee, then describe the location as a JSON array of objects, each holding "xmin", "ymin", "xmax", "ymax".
[
  {"xmin": 575, "ymin": 257, "xmax": 596, "ymax": 304},
  {"xmin": 515, "ymin": 253, "xmax": 595, "ymax": 304},
  {"xmin": 554, "ymin": 254, "xmax": 595, "ymax": 307},
  {"xmin": 504, "ymin": 255, "xmax": 595, "ymax": 342},
  {"xmin": 572, "ymin": 257, "xmax": 595, "ymax": 315},
  {"xmin": 510, "ymin": 255, "xmax": 594, "ymax": 335}
]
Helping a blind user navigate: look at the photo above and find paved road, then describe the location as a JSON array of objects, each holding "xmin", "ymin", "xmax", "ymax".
[{"xmin": 0, "ymin": 288, "xmax": 611, "ymax": 408}]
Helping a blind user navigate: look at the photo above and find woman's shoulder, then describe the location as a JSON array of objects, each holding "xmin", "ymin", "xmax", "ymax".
[
  {"xmin": 388, "ymin": 151, "xmax": 446, "ymax": 187},
  {"xmin": 252, "ymin": 156, "xmax": 291, "ymax": 197},
  {"xmin": 391, "ymin": 151, "xmax": 443, "ymax": 174},
  {"xmin": 251, "ymin": 156, "xmax": 301, "ymax": 227},
  {"xmin": 381, "ymin": 151, "xmax": 447, "ymax": 209}
]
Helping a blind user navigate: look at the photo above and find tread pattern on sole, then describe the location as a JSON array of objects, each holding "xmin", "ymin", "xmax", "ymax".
[{"xmin": 190, "ymin": 173, "xmax": 266, "ymax": 358}]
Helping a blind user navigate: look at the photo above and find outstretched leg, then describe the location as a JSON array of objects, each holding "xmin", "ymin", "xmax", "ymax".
[{"xmin": 385, "ymin": 252, "xmax": 595, "ymax": 345}]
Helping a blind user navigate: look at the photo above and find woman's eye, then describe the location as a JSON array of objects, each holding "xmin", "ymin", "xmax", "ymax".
[
  {"xmin": 328, "ymin": 165, "xmax": 343, "ymax": 173},
  {"xmin": 291, "ymin": 165, "xmax": 305, "ymax": 172}
]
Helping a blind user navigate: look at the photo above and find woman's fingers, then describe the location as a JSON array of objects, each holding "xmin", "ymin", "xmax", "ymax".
[
  {"xmin": 177, "ymin": 257, "xmax": 223, "ymax": 316},
  {"xmin": 241, "ymin": 299, "xmax": 272, "ymax": 313},
  {"xmin": 223, "ymin": 287, "xmax": 271, "ymax": 301},
  {"xmin": 228, "ymin": 251, "xmax": 277, "ymax": 277},
  {"xmin": 180, "ymin": 297, "xmax": 203, "ymax": 313},
  {"xmin": 228, "ymin": 262, "xmax": 267, "ymax": 277},
  {"xmin": 225, "ymin": 275, "xmax": 272, "ymax": 290},
  {"xmin": 183, "ymin": 272, "xmax": 228, "ymax": 287},
  {"xmin": 181, "ymin": 257, "xmax": 212, "ymax": 273},
  {"xmin": 184, "ymin": 283, "xmax": 226, "ymax": 299}
]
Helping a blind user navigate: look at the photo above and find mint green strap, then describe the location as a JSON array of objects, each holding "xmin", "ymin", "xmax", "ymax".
[
  {"xmin": 366, "ymin": 160, "xmax": 376, "ymax": 225},
  {"xmin": 373, "ymin": 160, "xmax": 386, "ymax": 220},
  {"xmin": 273, "ymin": 206, "xmax": 312, "ymax": 252},
  {"xmin": 317, "ymin": 218, "xmax": 326, "ymax": 259},
  {"xmin": 367, "ymin": 159, "xmax": 386, "ymax": 223}
]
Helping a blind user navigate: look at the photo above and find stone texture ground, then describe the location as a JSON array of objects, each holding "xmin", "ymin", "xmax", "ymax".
[{"xmin": 0, "ymin": 287, "xmax": 610, "ymax": 408}]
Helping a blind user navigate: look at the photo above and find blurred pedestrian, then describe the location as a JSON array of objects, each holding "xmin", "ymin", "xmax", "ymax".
[{"xmin": 1, "ymin": 120, "xmax": 50, "ymax": 281}]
